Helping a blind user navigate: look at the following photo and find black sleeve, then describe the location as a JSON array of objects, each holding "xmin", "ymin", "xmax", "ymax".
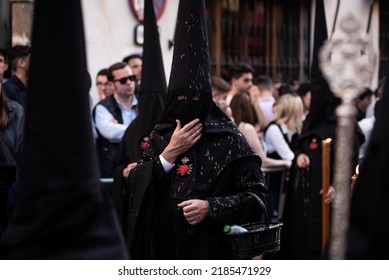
[{"xmin": 207, "ymin": 156, "xmax": 268, "ymax": 227}]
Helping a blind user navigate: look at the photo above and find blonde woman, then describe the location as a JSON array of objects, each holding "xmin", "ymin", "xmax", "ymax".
[
  {"xmin": 263, "ymin": 93, "xmax": 304, "ymax": 220},
  {"xmin": 264, "ymin": 93, "xmax": 304, "ymax": 161}
]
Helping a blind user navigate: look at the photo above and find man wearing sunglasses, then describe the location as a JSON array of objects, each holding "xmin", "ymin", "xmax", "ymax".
[
  {"xmin": 93, "ymin": 62, "xmax": 138, "ymax": 180},
  {"xmin": 122, "ymin": 53, "xmax": 142, "ymax": 96}
]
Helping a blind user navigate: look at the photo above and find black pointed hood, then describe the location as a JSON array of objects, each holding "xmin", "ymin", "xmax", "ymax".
[
  {"xmin": 139, "ymin": 0, "xmax": 167, "ymax": 99},
  {"xmin": 310, "ymin": 0, "xmax": 327, "ymax": 83},
  {"xmin": 1, "ymin": 0, "xmax": 127, "ymax": 259},
  {"xmin": 303, "ymin": 0, "xmax": 340, "ymax": 134},
  {"xmin": 118, "ymin": 0, "xmax": 167, "ymax": 162},
  {"xmin": 160, "ymin": 0, "xmax": 212, "ymax": 127}
]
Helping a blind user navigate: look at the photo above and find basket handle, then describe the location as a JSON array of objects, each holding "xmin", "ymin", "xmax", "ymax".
[{"xmin": 245, "ymin": 191, "xmax": 269, "ymax": 227}]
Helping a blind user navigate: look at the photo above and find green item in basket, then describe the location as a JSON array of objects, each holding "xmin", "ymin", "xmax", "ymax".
[{"xmin": 223, "ymin": 225, "xmax": 248, "ymax": 235}]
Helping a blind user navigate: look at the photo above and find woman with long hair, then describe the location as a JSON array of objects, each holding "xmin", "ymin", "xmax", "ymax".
[
  {"xmin": 263, "ymin": 93, "xmax": 304, "ymax": 221},
  {"xmin": 228, "ymin": 92, "xmax": 291, "ymax": 169}
]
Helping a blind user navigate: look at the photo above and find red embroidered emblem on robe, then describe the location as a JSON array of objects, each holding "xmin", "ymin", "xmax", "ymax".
[
  {"xmin": 176, "ymin": 156, "xmax": 193, "ymax": 177},
  {"xmin": 139, "ymin": 136, "xmax": 149, "ymax": 150},
  {"xmin": 309, "ymin": 138, "xmax": 318, "ymax": 151}
]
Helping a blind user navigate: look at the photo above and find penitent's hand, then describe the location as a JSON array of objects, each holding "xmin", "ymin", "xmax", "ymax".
[
  {"xmin": 122, "ymin": 162, "xmax": 137, "ymax": 179},
  {"xmin": 161, "ymin": 119, "xmax": 202, "ymax": 164},
  {"xmin": 296, "ymin": 153, "xmax": 310, "ymax": 168},
  {"xmin": 320, "ymin": 186, "xmax": 336, "ymax": 204},
  {"xmin": 178, "ymin": 199, "xmax": 210, "ymax": 225}
]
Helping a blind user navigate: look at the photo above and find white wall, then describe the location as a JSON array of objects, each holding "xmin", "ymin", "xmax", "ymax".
[{"xmin": 81, "ymin": 0, "xmax": 179, "ymax": 105}]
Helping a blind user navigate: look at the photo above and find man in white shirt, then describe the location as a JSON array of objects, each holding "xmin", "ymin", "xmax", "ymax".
[{"xmin": 93, "ymin": 62, "xmax": 138, "ymax": 179}]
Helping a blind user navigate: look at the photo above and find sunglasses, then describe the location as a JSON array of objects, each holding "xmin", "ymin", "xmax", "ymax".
[{"xmin": 113, "ymin": 75, "xmax": 136, "ymax": 85}]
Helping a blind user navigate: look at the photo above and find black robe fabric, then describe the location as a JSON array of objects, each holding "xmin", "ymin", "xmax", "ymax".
[{"xmin": 127, "ymin": 104, "xmax": 268, "ymax": 259}]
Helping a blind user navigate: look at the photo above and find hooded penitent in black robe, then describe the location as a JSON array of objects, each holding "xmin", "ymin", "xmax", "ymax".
[
  {"xmin": 277, "ymin": 0, "xmax": 363, "ymax": 259},
  {"xmin": 0, "ymin": 0, "xmax": 127, "ymax": 259},
  {"xmin": 126, "ymin": 0, "xmax": 267, "ymax": 260},
  {"xmin": 113, "ymin": 0, "xmax": 166, "ymax": 237},
  {"xmin": 279, "ymin": 81, "xmax": 363, "ymax": 260},
  {"xmin": 278, "ymin": 80, "xmax": 338, "ymax": 259}
]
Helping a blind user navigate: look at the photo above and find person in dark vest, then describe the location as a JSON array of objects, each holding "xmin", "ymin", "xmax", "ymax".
[
  {"xmin": 126, "ymin": 0, "xmax": 268, "ymax": 260},
  {"xmin": 93, "ymin": 62, "xmax": 138, "ymax": 179}
]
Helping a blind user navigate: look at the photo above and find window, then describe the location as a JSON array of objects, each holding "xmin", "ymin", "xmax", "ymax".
[{"xmin": 206, "ymin": 0, "xmax": 310, "ymax": 83}]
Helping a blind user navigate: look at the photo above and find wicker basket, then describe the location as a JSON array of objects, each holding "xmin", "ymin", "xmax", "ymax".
[{"xmin": 222, "ymin": 192, "xmax": 283, "ymax": 259}]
